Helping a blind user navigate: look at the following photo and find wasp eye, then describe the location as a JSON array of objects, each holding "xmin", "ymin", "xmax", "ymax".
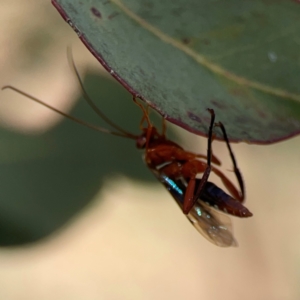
[{"xmin": 136, "ymin": 136, "xmax": 147, "ymax": 149}]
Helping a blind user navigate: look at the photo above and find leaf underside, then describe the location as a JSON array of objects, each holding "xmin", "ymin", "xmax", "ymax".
[{"xmin": 52, "ymin": 0, "xmax": 300, "ymax": 144}]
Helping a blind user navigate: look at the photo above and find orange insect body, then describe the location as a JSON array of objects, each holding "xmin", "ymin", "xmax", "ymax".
[
  {"xmin": 134, "ymin": 105, "xmax": 249, "ymax": 217},
  {"xmin": 2, "ymin": 63, "xmax": 252, "ymax": 247}
]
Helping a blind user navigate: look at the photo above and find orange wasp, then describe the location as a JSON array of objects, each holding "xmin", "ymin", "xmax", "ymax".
[{"xmin": 3, "ymin": 62, "xmax": 252, "ymax": 247}]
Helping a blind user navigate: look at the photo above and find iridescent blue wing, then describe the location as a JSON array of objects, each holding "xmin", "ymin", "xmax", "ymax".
[{"xmin": 152, "ymin": 170, "xmax": 236, "ymax": 247}]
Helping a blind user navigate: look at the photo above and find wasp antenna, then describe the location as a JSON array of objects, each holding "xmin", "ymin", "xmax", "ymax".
[
  {"xmin": 67, "ymin": 48, "xmax": 137, "ymax": 139},
  {"xmin": 2, "ymin": 85, "xmax": 131, "ymax": 138}
]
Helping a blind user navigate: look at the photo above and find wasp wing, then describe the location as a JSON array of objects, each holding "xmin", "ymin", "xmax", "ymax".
[
  {"xmin": 152, "ymin": 169, "xmax": 236, "ymax": 247},
  {"xmin": 187, "ymin": 201, "xmax": 237, "ymax": 247}
]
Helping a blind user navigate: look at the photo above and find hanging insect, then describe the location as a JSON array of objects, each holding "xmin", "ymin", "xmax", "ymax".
[
  {"xmin": 141, "ymin": 106, "xmax": 252, "ymax": 247},
  {"xmin": 2, "ymin": 58, "xmax": 252, "ymax": 247}
]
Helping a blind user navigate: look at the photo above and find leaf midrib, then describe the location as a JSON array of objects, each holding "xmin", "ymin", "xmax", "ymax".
[{"xmin": 110, "ymin": 0, "xmax": 300, "ymax": 103}]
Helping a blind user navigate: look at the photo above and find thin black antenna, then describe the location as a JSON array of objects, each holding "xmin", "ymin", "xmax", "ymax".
[
  {"xmin": 67, "ymin": 47, "xmax": 137, "ymax": 139},
  {"xmin": 2, "ymin": 86, "xmax": 134, "ymax": 139}
]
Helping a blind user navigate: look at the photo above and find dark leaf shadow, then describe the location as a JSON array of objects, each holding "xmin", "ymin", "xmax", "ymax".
[{"xmin": 0, "ymin": 72, "xmax": 171, "ymax": 246}]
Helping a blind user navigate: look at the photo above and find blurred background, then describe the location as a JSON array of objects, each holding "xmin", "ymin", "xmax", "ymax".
[{"xmin": 0, "ymin": 1, "xmax": 299, "ymax": 299}]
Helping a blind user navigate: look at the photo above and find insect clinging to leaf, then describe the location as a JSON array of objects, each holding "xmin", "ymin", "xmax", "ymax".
[{"xmin": 2, "ymin": 56, "xmax": 252, "ymax": 247}]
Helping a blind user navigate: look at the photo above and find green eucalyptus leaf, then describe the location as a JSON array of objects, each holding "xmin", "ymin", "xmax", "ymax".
[{"xmin": 52, "ymin": 0, "xmax": 300, "ymax": 143}]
